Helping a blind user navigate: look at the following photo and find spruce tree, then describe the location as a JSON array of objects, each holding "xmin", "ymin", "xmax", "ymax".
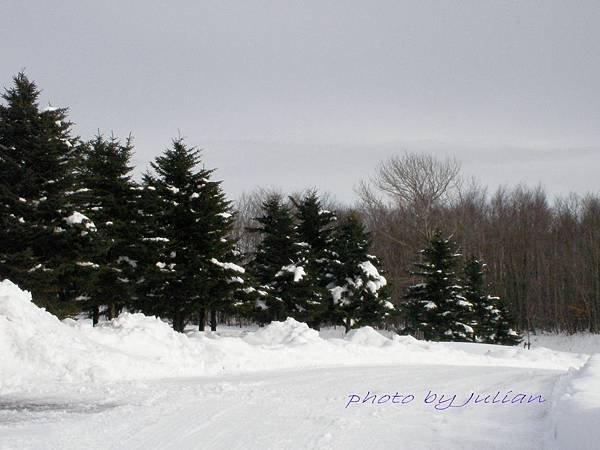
[
  {"xmin": 494, "ymin": 297, "xmax": 522, "ymax": 345},
  {"xmin": 71, "ymin": 134, "xmax": 141, "ymax": 324},
  {"xmin": 272, "ymin": 241, "xmax": 320, "ymax": 323},
  {"xmin": 462, "ymin": 256, "xmax": 522, "ymax": 345},
  {"xmin": 462, "ymin": 256, "xmax": 498, "ymax": 343},
  {"xmin": 137, "ymin": 138, "xmax": 242, "ymax": 331},
  {"xmin": 404, "ymin": 232, "xmax": 474, "ymax": 341},
  {"xmin": 247, "ymin": 194, "xmax": 299, "ymax": 321},
  {"xmin": 329, "ymin": 213, "xmax": 393, "ymax": 332},
  {"xmin": 0, "ymin": 73, "xmax": 92, "ymax": 315},
  {"xmin": 291, "ymin": 191, "xmax": 337, "ymax": 329}
]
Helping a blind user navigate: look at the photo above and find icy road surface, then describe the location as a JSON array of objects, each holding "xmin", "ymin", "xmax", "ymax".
[{"xmin": 0, "ymin": 364, "xmax": 558, "ymax": 450}]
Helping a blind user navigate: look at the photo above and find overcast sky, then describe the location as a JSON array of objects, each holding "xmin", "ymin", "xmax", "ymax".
[{"xmin": 2, "ymin": 0, "xmax": 599, "ymax": 203}]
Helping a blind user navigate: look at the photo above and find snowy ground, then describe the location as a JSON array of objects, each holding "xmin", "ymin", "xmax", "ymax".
[{"xmin": 1, "ymin": 280, "xmax": 599, "ymax": 449}]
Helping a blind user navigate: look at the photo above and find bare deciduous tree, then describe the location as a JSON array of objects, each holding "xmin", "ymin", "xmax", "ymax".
[{"xmin": 360, "ymin": 151, "xmax": 461, "ymax": 237}]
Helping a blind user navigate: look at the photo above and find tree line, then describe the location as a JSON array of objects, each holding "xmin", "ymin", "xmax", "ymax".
[
  {"xmin": 0, "ymin": 73, "xmax": 568, "ymax": 340},
  {"xmin": 0, "ymin": 73, "xmax": 394, "ymax": 334}
]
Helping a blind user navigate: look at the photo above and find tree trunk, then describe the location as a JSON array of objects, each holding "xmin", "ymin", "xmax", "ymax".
[
  {"xmin": 92, "ymin": 306, "xmax": 99, "ymax": 326},
  {"xmin": 173, "ymin": 312, "xmax": 185, "ymax": 332},
  {"xmin": 107, "ymin": 303, "xmax": 117, "ymax": 320},
  {"xmin": 210, "ymin": 309, "xmax": 217, "ymax": 331},
  {"xmin": 198, "ymin": 308, "xmax": 206, "ymax": 331}
]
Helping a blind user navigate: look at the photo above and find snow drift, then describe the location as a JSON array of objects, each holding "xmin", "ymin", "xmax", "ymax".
[
  {"xmin": 547, "ymin": 354, "xmax": 600, "ymax": 449},
  {"xmin": 0, "ymin": 280, "xmax": 588, "ymax": 395}
]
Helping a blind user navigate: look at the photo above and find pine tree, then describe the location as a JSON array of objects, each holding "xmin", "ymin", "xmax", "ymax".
[
  {"xmin": 462, "ymin": 256, "xmax": 522, "ymax": 345},
  {"xmin": 71, "ymin": 134, "xmax": 141, "ymax": 324},
  {"xmin": 137, "ymin": 138, "xmax": 242, "ymax": 331},
  {"xmin": 272, "ymin": 241, "xmax": 320, "ymax": 323},
  {"xmin": 247, "ymin": 194, "xmax": 299, "ymax": 321},
  {"xmin": 0, "ymin": 73, "xmax": 92, "ymax": 316},
  {"xmin": 291, "ymin": 191, "xmax": 337, "ymax": 329},
  {"xmin": 403, "ymin": 232, "xmax": 474, "ymax": 341},
  {"xmin": 462, "ymin": 256, "xmax": 498, "ymax": 343},
  {"xmin": 329, "ymin": 213, "xmax": 393, "ymax": 332},
  {"xmin": 494, "ymin": 297, "xmax": 522, "ymax": 345}
]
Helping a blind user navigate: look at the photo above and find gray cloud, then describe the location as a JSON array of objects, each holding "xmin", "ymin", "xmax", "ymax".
[{"xmin": 2, "ymin": 0, "xmax": 599, "ymax": 201}]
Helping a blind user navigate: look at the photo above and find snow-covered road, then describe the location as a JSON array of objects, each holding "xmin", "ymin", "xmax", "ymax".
[{"xmin": 0, "ymin": 364, "xmax": 559, "ymax": 450}]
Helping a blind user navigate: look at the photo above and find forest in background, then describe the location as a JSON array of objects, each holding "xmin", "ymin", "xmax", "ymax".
[{"xmin": 236, "ymin": 151, "xmax": 600, "ymax": 334}]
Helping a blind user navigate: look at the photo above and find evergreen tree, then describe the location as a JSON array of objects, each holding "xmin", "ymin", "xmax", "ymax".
[
  {"xmin": 462, "ymin": 256, "xmax": 522, "ymax": 345},
  {"xmin": 404, "ymin": 232, "xmax": 474, "ymax": 341},
  {"xmin": 71, "ymin": 134, "xmax": 141, "ymax": 324},
  {"xmin": 272, "ymin": 241, "xmax": 320, "ymax": 324},
  {"xmin": 231, "ymin": 273, "xmax": 270, "ymax": 325},
  {"xmin": 0, "ymin": 73, "xmax": 92, "ymax": 315},
  {"xmin": 462, "ymin": 256, "xmax": 496, "ymax": 342},
  {"xmin": 290, "ymin": 191, "xmax": 337, "ymax": 329},
  {"xmin": 247, "ymin": 194, "xmax": 299, "ymax": 321},
  {"xmin": 494, "ymin": 297, "xmax": 522, "ymax": 345},
  {"xmin": 329, "ymin": 213, "xmax": 393, "ymax": 332},
  {"xmin": 137, "ymin": 138, "xmax": 242, "ymax": 331}
]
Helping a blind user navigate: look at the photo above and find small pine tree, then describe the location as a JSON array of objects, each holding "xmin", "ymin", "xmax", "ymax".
[
  {"xmin": 291, "ymin": 191, "xmax": 337, "ymax": 329},
  {"xmin": 272, "ymin": 241, "xmax": 321, "ymax": 322},
  {"xmin": 462, "ymin": 256, "xmax": 522, "ymax": 345},
  {"xmin": 404, "ymin": 232, "xmax": 474, "ymax": 342},
  {"xmin": 494, "ymin": 297, "xmax": 522, "ymax": 345},
  {"xmin": 231, "ymin": 272, "xmax": 270, "ymax": 326},
  {"xmin": 71, "ymin": 134, "xmax": 141, "ymax": 324},
  {"xmin": 137, "ymin": 138, "xmax": 242, "ymax": 331},
  {"xmin": 247, "ymin": 194, "xmax": 298, "ymax": 321},
  {"xmin": 329, "ymin": 213, "xmax": 393, "ymax": 331},
  {"xmin": 462, "ymin": 256, "xmax": 498, "ymax": 343}
]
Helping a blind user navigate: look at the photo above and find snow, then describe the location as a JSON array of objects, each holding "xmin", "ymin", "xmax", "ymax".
[
  {"xmin": 0, "ymin": 280, "xmax": 586, "ymax": 392},
  {"xmin": 1, "ymin": 280, "xmax": 599, "ymax": 449},
  {"xmin": 344, "ymin": 326, "xmax": 391, "ymax": 347},
  {"xmin": 276, "ymin": 264, "xmax": 306, "ymax": 282},
  {"xmin": 65, "ymin": 211, "xmax": 96, "ymax": 230},
  {"xmin": 210, "ymin": 258, "xmax": 245, "ymax": 273},
  {"xmin": 547, "ymin": 355, "xmax": 600, "ymax": 449},
  {"xmin": 358, "ymin": 260, "xmax": 387, "ymax": 293},
  {"xmin": 529, "ymin": 332, "xmax": 600, "ymax": 355},
  {"xmin": 117, "ymin": 256, "xmax": 137, "ymax": 268},
  {"xmin": 142, "ymin": 237, "xmax": 169, "ymax": 242},
  {"xmin": 76, "ymin": 261, "xmax": 99, "ymax": 268},
  {"xmin": 243, "ymin": 318, "xmax": 320, "ymax": 346},
  {"xmin": 330, "ymin": 285, "xmax": 347, "ymax": 304}
]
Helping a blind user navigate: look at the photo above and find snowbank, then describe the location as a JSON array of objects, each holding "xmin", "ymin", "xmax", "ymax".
[
  {"xmin": 344, "ymin": 326, "xmax": 392, "ymax": 347},
  {"xmin": 0, "ymin": 280, "xmax": 589, "ymax": 395},
  {"xmin": 242, "ymin": 318, "xmax": 320, "ymax": 346},
  {"xmin": 547, "ymin": 354, "xmax": 600, "ymax": 450}
]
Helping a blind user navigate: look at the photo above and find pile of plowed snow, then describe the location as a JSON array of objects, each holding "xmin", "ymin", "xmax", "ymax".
[
  {"xmin": 0, "ymin": 280, "xmax": 588, "ymax": 395},
  {"xmin": 547, "ymin": 354, "xmax": 600, "ymax": 449}
]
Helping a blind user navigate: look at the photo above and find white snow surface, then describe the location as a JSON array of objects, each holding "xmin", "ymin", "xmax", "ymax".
[
  {"xmin": 1, "ymin": 280, "xmax": 600, "ymax": 449},
  {"xmin": 0, "ymin": 279, "xmax": 588, "ymax": 393},
  {"xmin": 547, "ymin": 354, "xmax": 600, "ymax": 449}
]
